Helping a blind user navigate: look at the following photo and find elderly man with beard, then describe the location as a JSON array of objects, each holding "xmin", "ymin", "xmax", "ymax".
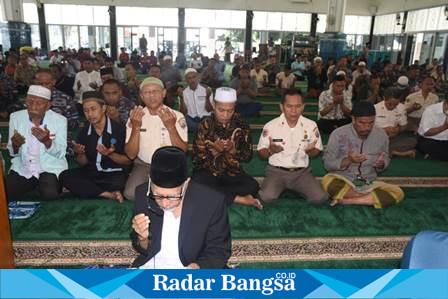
[
  {"xmin": 124, "ymin": 77, "xmax": 188, "ymax": 201},
  {"xmin": 6, "ymin": 85, "xmax": 67, "ymax": 201}
]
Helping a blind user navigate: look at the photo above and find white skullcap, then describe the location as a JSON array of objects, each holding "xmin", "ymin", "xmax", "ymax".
[
  {"xmin": 184, "ymin": 68, "xmax": 197, "ymax": 75},
  {"xmin": 214, "ymin": 87, "xmax": 237, "ymax": 103},
  {"xmin": 358, "ymin": 61, "xmax": 367, "ymax": 67},
  {"xmin": 163, "ymin": 55, "xmax": 172, "ymax": 61},
  {"xmin": 313, "ymin": 56, "xmax": 322, "ymax": 63},
  {"xmin": 397, "ymin": 76, "xmax": 409, "ymax": 87},
  {"xmin": 336, "ymin": 70, "xmax": 346, "ymax": 76},
  {"xmin": 27, "ymin": 85, "xmax": 51, "ymax": 100}
]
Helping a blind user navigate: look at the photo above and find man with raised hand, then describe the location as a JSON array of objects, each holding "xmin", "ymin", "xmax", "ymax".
[
  {"xmin": 124, "ymin": 77, "xmax": 188, "ymax": 201},
  {"xmin": 257, "ymin": 88, "xmax": 328, "ymax": 204},
  {"xmin": 192, "ymin": 87, "xmax": 262, "ymax": 209},
  {"xmin": 59, "ymin": 91, "xmax": 131, "ymax": 202},
  {"xmin": 322, "ymin": 101, "xmax": 404, "ymax": 208},
  {"xmin": 6, "ymin": 85, "xmax": 67, "ymax": 201},
  {"xmin": 131, "ymin": 146, "xmax": 231, "ymax": 269}
]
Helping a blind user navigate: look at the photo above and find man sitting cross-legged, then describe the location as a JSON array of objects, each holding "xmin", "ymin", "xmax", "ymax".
[
  {"xmin": 322, "ymin": 101, "xmax": 404, "ymax": 208},
  {"xmin": 6, "ymin": 85, "xmax": 67, "ymax": 201},
  {"xmin": 59, "ymin": 91, "xmax": 131, "ymax": 202},
  {"xmin": 192, "ymin": 87, "xmax": 262, "ymax": 209},
  {"xmin": 257, "ymin": 88, "xmax": 328, "ymax": 204}
]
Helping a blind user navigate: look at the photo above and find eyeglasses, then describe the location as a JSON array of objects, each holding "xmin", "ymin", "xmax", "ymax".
[
  {"xmin": 149, "ymin": 181, "xmax": 187, "ymax": 202},
  {"xmin": 150, "ymin": 193, "xmax": 183, "ymax": 201}
]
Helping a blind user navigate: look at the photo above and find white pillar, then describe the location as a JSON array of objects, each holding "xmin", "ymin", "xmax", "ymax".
[
  {"xmin": 1, "ymin": 0, "xmax": 24, "ymax": 22},
  {"xmin": 325, "ymin": 0, "xmax": 347, "ymax": 33}
]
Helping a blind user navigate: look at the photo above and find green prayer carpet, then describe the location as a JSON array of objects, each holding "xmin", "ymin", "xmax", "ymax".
[{"xmin": 10, "ymin": 187, "xmax": 448, "ymax": 241}]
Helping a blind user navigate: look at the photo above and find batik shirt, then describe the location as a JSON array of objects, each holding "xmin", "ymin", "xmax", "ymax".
[{"xmin": 193, "ymin": 113, "xmax": 252, "ymax": 176}]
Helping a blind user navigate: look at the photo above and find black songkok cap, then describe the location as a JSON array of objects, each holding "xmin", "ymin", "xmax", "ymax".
[
  {"xmin": 352, "ymin": 101, "xmax": 376, "ymax": 117},
  {"xmin": 150, "ymin": 146, "xmax": 188, "ymax": 188},
  {"xmin": 81, "ymin": 91, "xmax": 104, "ymax": 103},
  {"xmin": 100, "ymin": 67, "xmax": 114, "ymax": 76}
]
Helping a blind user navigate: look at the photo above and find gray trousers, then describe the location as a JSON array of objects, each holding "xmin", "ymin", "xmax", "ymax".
[
  {"xmin": 124, "ymin": 157, "xmax": 150, "ymax": 201},
  {"xmin": 259, "ymin": 165, "xmax": 328, "ymax": 204},
  {"xmin": 390, "ymin": 134, "xmax": 417, "ymax": 153}
]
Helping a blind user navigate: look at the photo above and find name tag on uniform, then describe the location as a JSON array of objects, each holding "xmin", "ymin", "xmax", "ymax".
[
  {"xmin": 377, "ymin": 115, "xmax": 386, "ymax": 118},
  {"xmin": 272, "ymin": 138, "xmax": 283, "ymax": 142},
  {"xmin": 140, "ymin": 128, "xmax": 147, "ymax": 132}
]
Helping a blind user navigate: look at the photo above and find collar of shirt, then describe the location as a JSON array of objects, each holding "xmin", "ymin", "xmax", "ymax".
[{"xmin": 87, "ymin": 116, "xmax": 112, "ymax": 136}]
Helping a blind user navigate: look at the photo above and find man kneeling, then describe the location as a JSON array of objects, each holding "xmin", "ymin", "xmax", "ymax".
[
  {"xmin": 131, "ymin": 146, "xmax": 231, "ymax": 269},
  {"xmin": 257, "ymin": 88, "xmax": 328, "ymax": 204},
  {"xmin": 59, "ymin": 91, "xmax": 131, "ymax": 202},
  {"xmin": 322, "ymin": 101, "xmax": 404, "ymax": 208}
]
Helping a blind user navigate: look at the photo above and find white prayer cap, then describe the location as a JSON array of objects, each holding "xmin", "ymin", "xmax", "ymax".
[
  {"xmin": 336, "ymin": 70, "xmax": 346, "ymax": 76},
  {"xmin": 27, "ymin": 85, "xmax": 51, "ymax": 100},
  {"xmin": 358, "ymin": 61, "xmax": 367, "ymax": 67},
  {"xmin": 214, "ymin": 87, "xmax": 237, "ymax": 103},
  {"xmin": 163, "ymin": 55, "xmax": 172, "ymax": 61},
  {"xmin": 184, "ymin": 68, "xmax": 197, "ymax": 75},
  {"xmin": 313, "ymin": 56, "xmax": 322, "ymax": 63},
  {"xmin": 397, "ymin": 76, "xmax": 409, "ymax": 87}
]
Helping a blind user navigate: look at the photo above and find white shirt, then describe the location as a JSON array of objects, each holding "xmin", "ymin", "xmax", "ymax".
[
  {"xmin": 182, "ymin": 84, "xmax": 211, "ymax": 119},
  {"xmin": 276, "ymin": 72, "xmax": 296, "ymax": 89},
  {"xmin": 73, "ymin": 70, "xmax": 102, "ymax": 96},
  {"xmin": 250, "ymin": 69, "xmax": 268, "ymax": 88},
  {"xmin": 418, "ymin": 102, "xmax": 448, "ymax": 141},
  {"xmin": 50, "ymin": 55, "xmax": 63, "ymax": 65},
  {"xmin": 125, "ymin": 106, "xmax": 188, "ymax": 164},
  {"xmin": 405, "ymin": 90, "xmax": 439, "ymax": 119},
  {"xmin": 257, "ymin": 114, "xmax": 323, "ymax": 168},
  {"xmin": 140, "ymin": 210, "xmax": 184, "ymax": 269},
  {"xmin": 19, "ymin": 121, "xmax": 44, "ymax": 179},
  {"xmin": 318, "ymin": 88, "xmax": 353, "ymax": 120},
  {"xmin": 375, "ymin": 101, "xmax": 407, "ymax": 128},
  {"xmin": 190, "ymin": 59, "xmax": 203, "ymax": 70}
]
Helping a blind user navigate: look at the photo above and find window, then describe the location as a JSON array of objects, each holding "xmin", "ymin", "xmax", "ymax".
[
  {"xmin": 48, "ymin": 25, "xmax": 63, "ymax": 50},
  {"xmin": 30, "ymin": 24, "xmax": 41, "ymax": 48},
  {"xmin": 317, "ymin": 14, "xmax": 327, "ymax": 33},
  {"xmin": 185, "ymin": 9, "xmax": 245, "ymax": 29},
  {"xmin": 344, "ymin": 16, "xmax": 371, "ymax": 35},
  {"xmin": 117, "ymin": 7, "xmax": 177, "ymax": 27},
  {"xmin": 64, "ymin": 25, "xmax": 79, "ymax": 49},
  {"xmin": 23, "ymin": 3, "xmax": 38, "ymax": 24}
]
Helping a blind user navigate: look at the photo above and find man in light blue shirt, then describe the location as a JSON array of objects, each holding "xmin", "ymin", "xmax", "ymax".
[{"xmin": 6, "ymin": 85, "xmax": 68, "ymax": 201}]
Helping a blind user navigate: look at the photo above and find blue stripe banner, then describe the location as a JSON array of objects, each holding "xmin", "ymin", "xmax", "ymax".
[{"xmin": 1, "ymin": 269, "xmax": 448, "ymax": 298}]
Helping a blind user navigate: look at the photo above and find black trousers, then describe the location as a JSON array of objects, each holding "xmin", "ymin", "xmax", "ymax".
[
  {"xmin": 59, "ymin": 168, "xmax": 128, "ymax": 198},
  {"xmin": 6, "ymin": 170, "xmax": 61, "ymax": 202},
  {"xmin": 417, "ymin": 136, "xmax": 448, "ymax": 161},
  {"xmin": 317, "ymin": 118, "xmax": 352, "ymax": 134},
  {"xmin": 192, "ymin": 169, "xmax": 259, "ymax": 205}
]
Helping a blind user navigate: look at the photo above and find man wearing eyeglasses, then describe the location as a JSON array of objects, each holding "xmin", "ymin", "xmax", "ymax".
[
  {"xmin": 322, "ymin": 101, "xmax": 404, "ymax": 208},
  {"xmin": 124, "ymin": 77, "xmax": 188, "ymax": 201},
  {"xmin": 131, "ymin": 146, "xmax": 231, "ymax": 269},
  {"xmin": 6, "ymin": 85, "xmax": 68, "ymax": 201}
]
